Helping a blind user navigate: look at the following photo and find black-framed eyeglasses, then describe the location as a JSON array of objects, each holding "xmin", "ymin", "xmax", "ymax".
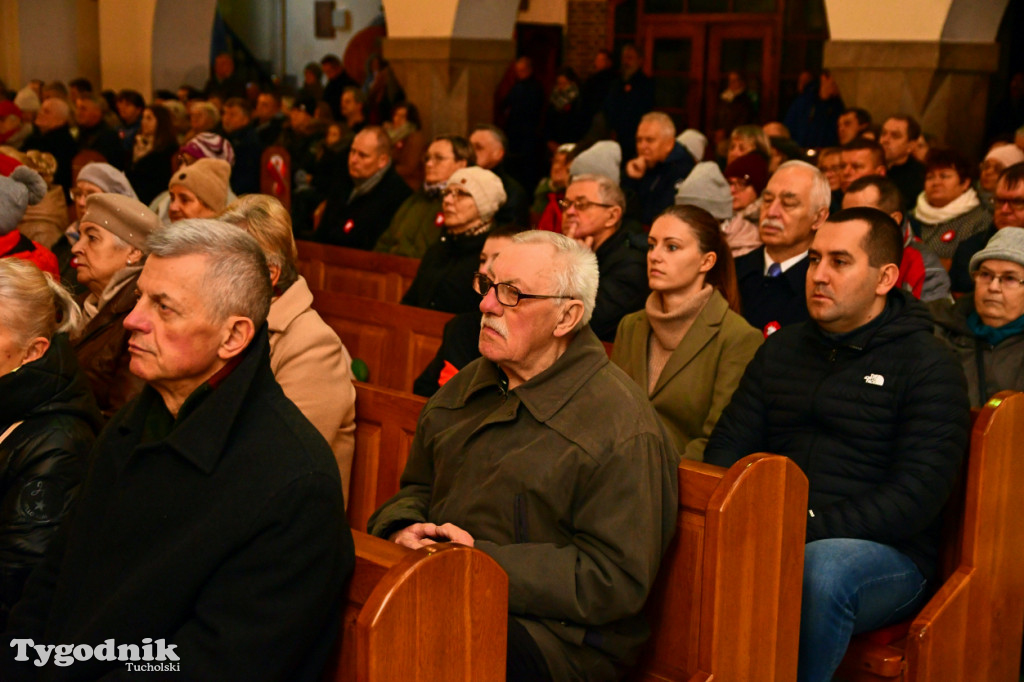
[
  {"xmin": 972, "ymin": 268, "xmax": 1024, "ymax": 290},
  {"xmin": 472, "ymin": 272, "xmax": 574, "ymax": 307},
  {"xmin": 557, "ymin": 198, "xmax": 614, "ymax": 212},
  {"xmin": 993, "ymin": 196, "xmax": 1024, "ymax": 212}
]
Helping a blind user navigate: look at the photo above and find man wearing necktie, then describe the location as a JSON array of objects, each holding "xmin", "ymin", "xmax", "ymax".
[{"xmin": 734, "ymin": 160, "xmax": 831, "ymax": 336}]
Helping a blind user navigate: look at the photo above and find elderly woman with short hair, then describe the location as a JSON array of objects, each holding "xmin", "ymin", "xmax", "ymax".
[
  {"xmin": 911, "ymin": 148, "xmax": 992, "ymax": 261},
  {"xmin": 219, "ymin": 195, "xmax": 357, "ymax": 499},
  {"xmin": 70, "ymin": 193, "xmax": 161, "ymax": 416},
  {"xmin": 401, "ymin": 166, "xmax": 507, "ymax": 314}
]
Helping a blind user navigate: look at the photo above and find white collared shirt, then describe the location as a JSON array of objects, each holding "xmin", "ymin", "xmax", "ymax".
[{"xmin": 763, "ymin": 250, "xmax": 809, "ymax": 276}]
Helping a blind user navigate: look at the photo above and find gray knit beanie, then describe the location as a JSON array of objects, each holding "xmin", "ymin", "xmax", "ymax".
[
  {"xmin": 77, "ymin": 162, "xmax": 138, "ymax": 199},
  {"xmin": 677, "ymin": 129, "xmax": 707, "ymax": 162},
  {"xmin": 570, "ymin": 141, "xmax": 621, "ymax": 185},
  {"xmin": 674, "ymin": 162, "xmax": 732, "ymax": 221},
  {"xmin": 970, "ymin": 227, "xmax": 1024, "ymax": 273}
]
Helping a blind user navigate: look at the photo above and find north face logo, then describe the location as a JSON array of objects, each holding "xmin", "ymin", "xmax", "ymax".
[{"xmin": 864, "ymin": 374, "xmax": 884, "ymax": 386}]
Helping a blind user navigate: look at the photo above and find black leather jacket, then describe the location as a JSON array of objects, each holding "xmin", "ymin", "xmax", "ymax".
[{"xmin": 0, "ymin": 334, "xmax": 100, "ymax": 627}]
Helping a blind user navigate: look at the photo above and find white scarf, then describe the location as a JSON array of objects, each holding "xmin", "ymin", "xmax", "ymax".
[{"xmin": 914, "ymin": 187, "xmax": 980, "ymax": 225}]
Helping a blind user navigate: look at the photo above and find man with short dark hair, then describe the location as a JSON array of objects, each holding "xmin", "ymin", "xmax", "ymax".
[
  {"xmin": 844, "ymin": 175, "xmax": 951, "ymax": 301},
  {"xmin": 880, "ymin": 115, "xmax": 925, "ymax": 212},
  {"xmin": 837, "ymin": 107, "xmax": 871, "ymax": 145},
  {"xmin": 204, "ymin": 52, "xmax": 246, "ymax": 100},
  {"xmin": 115, "ymin": 89, "xmax": 145, "ymax": 153},
  {"xmin": 839, "ymin": 138, "xmax": 887, "ymax": 192},
  {"xmin": 374, "ymin": 134, "xmax": 474, "ymax": 257},
  {"xmin": 75, "ymin": 94, "xmax": 124, "ymax": 168},
  {"xmin": 707, "ymin": 207, "xmax": 970, "ymax": 682},
  {"xmin": 734, "ymin": 160, "xmax": 831, "ymax": 336},
  {"xmin": 254, "ymin": 90, "xmax": 285, "ymax": 148},
  {"xmin": 339, "ymin": 86, "xmax": 366, "ymax": 134},
  {"xmin": 321, "ymin": 54, "xmax": 357, "ymax": 121},
  {"xmin": 221, "ymin": 97, "xmax": 261, "ymax": 195},
  {"xmin": 370, "ymin": 230, "xmax": 678, "ymax": 682},
  {"xmin": 623, "ymin": 111, "xmax": 695, "ymax": 225},
  {"xmin": 602, "ymin": 43, "xmax": 655, "ymax": 163},
  {"xmin": 562, "ymin": 173, "xmax": 648, "ymax": 341},
  {"xmin": 314, "ymin": 126, "xmax": 412, "ymax": 249},
  {"xmin": 469, "ymin": 124, "xmax": 529, "ymax": 226},
  {"xmin": 2, "ymin": 219, "xmax": 353, "ymax": 681},
  {"xmin": 950, "ymin": 162, "xmax": 1024, "ymax": 293}
]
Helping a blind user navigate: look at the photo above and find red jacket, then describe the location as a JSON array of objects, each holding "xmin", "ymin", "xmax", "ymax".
[
  {"xmin": 897, "ymin": 242, "xmax": 926, "ymax": 299},
  {"xmin": 0, "ymin": 231, "xmax": 59, "ymax": 279}
]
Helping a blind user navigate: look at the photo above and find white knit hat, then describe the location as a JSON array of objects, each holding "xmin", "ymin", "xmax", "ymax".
[{"xmin": 446, "ymin": 167, "xmax": 507, "ymax": 222}]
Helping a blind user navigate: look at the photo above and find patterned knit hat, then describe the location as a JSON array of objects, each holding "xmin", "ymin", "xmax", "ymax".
[{"xmin": 179, "ymin": 132, "xmax": 236, "ymax": 167}]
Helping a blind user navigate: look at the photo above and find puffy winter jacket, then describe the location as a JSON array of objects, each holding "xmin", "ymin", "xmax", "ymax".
[
  {"xmin": 0, "ymin": 334, "xmax": 100, "ymax": 627},
  {"xmin": 705, "ymin": 290, "xmax": 970, "ymax": 580}
]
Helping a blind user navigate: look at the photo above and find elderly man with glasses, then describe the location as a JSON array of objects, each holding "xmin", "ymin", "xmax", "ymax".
[
  {"xmin": 370, "ymin": 230, "xmax": 679, "ymax": 682},
  {"xmin": 560, "ymin": 173, "xmax": 648, "ymax": 341}
]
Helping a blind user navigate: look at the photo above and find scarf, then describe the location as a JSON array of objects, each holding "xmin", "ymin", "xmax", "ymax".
[
  {"xmin": 968, "ymin": 310, "xmax": 1024, "ymax": 347},
  {"xmin": 644, "ymin": 285, "xmax": 714, "ymax": 394},
  {"xmin": 385, "ymin": 121, "xmax": 416, "ymax": 143},
  {"xmin": 348, "ymin": 162, "xmax": 390, "ymax": 204},
  {"xmin": 913, "ymin": 187, "xmax": 980, "ymax": 225},
  {"xmin": 80, "ymin": 264, "xmax": 143, "ymax": 330}
]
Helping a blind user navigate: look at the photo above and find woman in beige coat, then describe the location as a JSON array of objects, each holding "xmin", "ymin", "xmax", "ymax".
[
  {"xmin": 612, "ymin": 205, "xmax": 762, "ymax": 461},
  {"xmin": 220, "ymin": 195, "xmax": 357, "ymax": 500}
]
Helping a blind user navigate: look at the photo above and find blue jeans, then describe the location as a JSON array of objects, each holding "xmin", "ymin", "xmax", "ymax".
[{"xmin": 798, "ymin": 538, "xmax": 929, "ymax": 682}]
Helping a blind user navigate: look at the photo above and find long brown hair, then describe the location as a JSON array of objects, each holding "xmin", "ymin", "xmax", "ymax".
[{"xmin": 657, "ymin": 204, "xmax": 741, "ymax": 312}]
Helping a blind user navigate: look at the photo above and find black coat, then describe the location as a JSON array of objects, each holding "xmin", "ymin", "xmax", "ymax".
[
  {"xmin": 77, "ymin": 121, "xmax": 125, "ymax": 169},
  {"xmin": 22, "ymin": 126, "xmax": 77, "ymax": 196},
  {"xmin": 3, "ymin": 328, "xmax": 353, "ymax": 681},
  {"xmin": 735, "ymin": 246, "xmax": 810, "ymax": 335},
  {"xmin": 0, "ymin": 335, "xmax": 100, "ymax": 630},
  {"xmin": 226, "ymin": 123, "xmax": 263, "ymax": 195},
  {"xmin": 127, "ymin": 147, "xmax": 174, "ymax": 206},
  {"xmin": 413, "ymin": 311, "xmax": 482, "ymax": 397},
  {"xmin": 622, "ymin": 142, "xmax": 695, "ymax": 226},
  {"xmin": 314, "ymin": 165, "xmax": 413, "ymax": 250},
  {"xmin": 705, "ymin": 292, "xmax": 971, "ymax": 580},
  {"xmin": 949, "ymin": 223, "xmax": 996, "ymax": 294},
  {"xmin": 402, "ymin": 229, "xmax": 489, "ymax": 314},
  {"xmin": 591, "ymin": 229, "xmax": 649, "ymax": 342}
]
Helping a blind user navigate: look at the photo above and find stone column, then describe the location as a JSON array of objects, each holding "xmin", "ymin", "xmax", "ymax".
[
  {"xmin": 381, "ymin": 0, "xmax": 519, "ymax": 140},
  {"xmin": 382, "ymin": 37, "xmax": 514, "ymax": 140},
  {"xmin": 824, "ymin": 41, "xmax": 999, "ymax": 159}
]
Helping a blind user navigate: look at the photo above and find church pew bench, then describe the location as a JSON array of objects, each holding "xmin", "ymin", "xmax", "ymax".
[
  {"xmin": 345, "ymin": 379, "xmax": 808, "ymax": 681},
  {"xmin": 837, "ymin": 390, "xmax": 1024, "ymax": 681},
  {"xmin": 323, "ymin": 531, "xmax": 508, "ymax": 682},
  {"xmin": 297, "ymin": 240, "xmax": 420, "ymax": 303},
  {"xmin": 310, "ymin": 289, "xmax": 451, "ymax": 393}
]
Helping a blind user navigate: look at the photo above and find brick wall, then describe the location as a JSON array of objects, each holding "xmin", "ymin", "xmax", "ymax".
[{"xmin": 565, "ymin": 0, "xmax": 608, "ymax": 79}]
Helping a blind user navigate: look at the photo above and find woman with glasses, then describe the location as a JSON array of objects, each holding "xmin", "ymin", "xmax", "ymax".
[
  {"xmin": 931, "ymin": 227, "xmax": 1024, "ymax": 406},
  {"xmin": 126, "ymin": 104, "xmax": 177, "ymax": 205},
  {"xmin": 611, "ymin": 205, "xmax": 762, "ymax": 461},
  {"xmin": 401, "ymin": 166, "xmax": 507, "ymax": 314},
  {"xmin": 69, "ymin": 194, "xmax": 161, "ymax": 417},
  {"xmin": 0, "ymin": 258, "xmax": 100, "ymax": 627},
  {"xmin": 721, "ymin": 151, "xmax": 769, "ymax": 257},
  {"xmin": 977, "ymin": 144, "xmax": 1024, "ymax": 210}
]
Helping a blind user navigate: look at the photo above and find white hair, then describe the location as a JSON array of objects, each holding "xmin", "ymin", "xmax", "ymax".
[
  {"xmin": 511, "ymin": 230, "xmax": 598, "ymax": 332},
  {"xmin": 640, "ymin": 111, "xmax": 676, "ymax": 139},
  {"xmin": 776, "ymin": 159, "xmax": 832, "ymax": 214}
]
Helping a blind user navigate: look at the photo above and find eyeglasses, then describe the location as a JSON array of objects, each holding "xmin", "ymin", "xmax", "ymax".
[
  {"xmin": 728, "ymin": 177, "xmax": 751, "ymax": 190},
  {"xmin": 557, "ymin": 198, "xmax": 614, "ymax": 212},
  {"xmin": 472, "ymin": 272, "xmax": 574, "ymax": 307},
  {"xmin": 442, "ymin": 188, "xmax": 473, "ymax": 200},
  {"xmin": 972, "ymin": 268, "xmax": 1024, "ymax": 290},
  {"xmin": 993, "ymin": 196, "xmax": 1024, "ymax": 212},
  {"xmin": 424, "ymin": 154, "xmax": 454, "ymax": 164},
  {"xmin": 980, "ymin": 161, "xmax": 1005, "ymax": 173},
  {"xmin": 70, "ymin": 187, "xmax": 101, "ymax": 201}
]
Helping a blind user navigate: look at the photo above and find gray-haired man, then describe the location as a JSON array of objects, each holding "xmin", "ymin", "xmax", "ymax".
[
  {"xmin": 3, "ymin": 220, "xmax": 353, "ymax": 680},
  {"xmin": 369, "ymin": 231, "xmax": 678, "ymax": 682}
]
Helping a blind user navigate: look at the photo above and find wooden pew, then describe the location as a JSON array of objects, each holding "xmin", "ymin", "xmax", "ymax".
[
  {"xmin": 311, "ymin": 289, "xmax": 451, "ymax": 393},
  {"xmin": 344, "ymin": 381, "xmax": 808, "ymax": 680},
  {"xmin": 631, "ymin": 453, "xmax": 808, "ymax": 681},
  {"xmin": 837, "ymin": 390, "xmax": 1024, "ymax": 681},
  {"xmin": 347, "ymin": 382, "xmax": 426, "ymax": 533},
  {"xmin": 298, "ymin": 240, "xmax": 420, "ymax": 303},
  {"xmin": 324, "ymin": 531, "xmax": 508, "ymax": 682}
]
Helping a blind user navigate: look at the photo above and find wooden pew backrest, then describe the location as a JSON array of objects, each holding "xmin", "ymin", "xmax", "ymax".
[
  {"xmin": 838, "ymin": 390, "xmax": 1024, "ymax": 681},
  {"xmin": 348, "ymin": 382, "xmax": 426, "ymax": 532},
  {"xmin": 311, "ymin": 289, "xmax": 450, "ymax": 393},
  {"xmin": 297, "ymin": 240, "xmax": 420, "ymax": 303},
  {"xmin": 631, "ymin": 453, "xmax": 808, "ymax": 682},
  {"xmin": 327, "ymin": 531, "xmax": 508, "ymax": 682}
]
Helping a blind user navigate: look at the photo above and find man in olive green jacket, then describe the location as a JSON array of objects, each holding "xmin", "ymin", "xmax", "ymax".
[{"xmin": 368, "ymin": 231, "xmax": 679, "ymax": 682}]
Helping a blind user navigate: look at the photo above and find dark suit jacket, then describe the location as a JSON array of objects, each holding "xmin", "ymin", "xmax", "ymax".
[
  {"xmin": 314, "ymin": 165, "xmax": 413, "ymax": 249},
  {"xmin": 735, "ymin": 246, "xmax": 810, "ymax": 334}
]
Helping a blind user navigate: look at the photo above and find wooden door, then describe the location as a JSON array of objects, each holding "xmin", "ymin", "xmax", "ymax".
[
  {"xmin": 641, "ymin": 21, "xmax": 706, "ymax": 131},
  {"xmin": 704, "ymin": 21, "xmax": 779, "ymax": 133}
]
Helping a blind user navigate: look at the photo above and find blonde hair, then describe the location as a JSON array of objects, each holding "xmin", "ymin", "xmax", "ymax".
[
  {"xmin": 0, "ymin": 259, "xmax": 82, "ymax": 346},
  {"xmin": 218, "ymin": 195, "xmax": 300, "ymax": 292}
]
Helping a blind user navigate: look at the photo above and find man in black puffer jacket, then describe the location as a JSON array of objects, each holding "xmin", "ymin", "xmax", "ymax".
[{"xmin": 706, "ymin": 207, "xmax": 970, "ymax": 682}]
